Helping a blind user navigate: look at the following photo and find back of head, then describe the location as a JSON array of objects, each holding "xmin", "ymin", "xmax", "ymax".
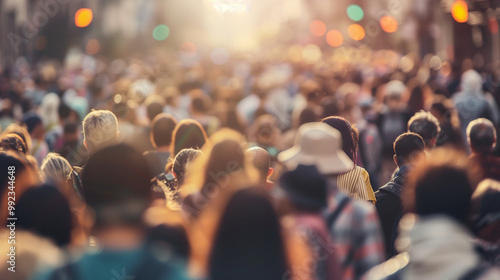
[
  {"xmin": 245, "ymin": 147, "xmax": 270, "ymax": 183},
  {"xmin": 3, "ymin": 123, "xmax": 31, "ymax": 152},
  {"xmin": 82, "ymin": 144, "xmax": 152, "ymax": 227},
  {"xmin": 209, "ymin": 187, "xmax": 287, "ymax": 280},
  {"xmin": 467, "ymin": 118, "xmax": 497, "ymax": 154},
  {"xmin": 83, "ymin": 110, "xmax": 118, "ymax": 154},
  {"xmin": 150, "ymin": 113, "xmax": 178, "ymax": 149},
  {"xmin": 393, "ymin": 132, "xmax": 425, "ymax": 165},
  {"xmin": 205, "ymin": 139, "xmax": 245, "ymax": 185},
  {"xmin": 461, "ymin": 69, "xmax": 482, "ymax": 93},
  {"xmin": 251, "ymin": 114, "xmax": 279, "ymax": 147},
  {"xmin": 172, "ymin": 119, "xmax": 207, "ymax": 156},
  {"xmin": 146, "ymin": 101, "xmax": 164, "ymax": 122},
  {"xmin": 407, "ymin": 110, "xmax": 441, "ymax": 148},
  {"xmin": 298, "ymin": 107, "xmax": 318, "ymax": 126},
  {"xmin": 16, "ymin": 185, "xmax": 72, "ymax": 246},
  {"xmin": 385, "ymin": 80, "xmax": 406, "ymax": 99},
  {"xmin": 0, "ymin": 152, "xmax": 31, "ymax": 195},
  {"xmin": 470, "ymin": 179, "xmax": 500, "ymax": 241},
  {"xmin": 40, "ymin": 153, "xmax": 72, "ymax": 186},
  {"xmin": 0, "ymin": 133, "xmax": 27, "ymax": 154},
  {"xmin": 321, "ymin": 116, "xmax": 357, "ymax": 162},
  {"xmin": 404, "ymin": 149, "xmax": 473, "ymax": 222},
  {"xmin": 23, "ymin": 113, "xmax": 42, "ymax": 134},
  {"xmin": 279, "ymin": 164, "xmax": 327, "ymax": 212}
]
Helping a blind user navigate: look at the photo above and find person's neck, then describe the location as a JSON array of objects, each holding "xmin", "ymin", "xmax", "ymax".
[
  {"xmin": 156, "ymin": 145, "xmax": 170, "ymax": 153},
  {"xmin": 93, "ymin": 226, "xmax": 145, "ymax": 250}
]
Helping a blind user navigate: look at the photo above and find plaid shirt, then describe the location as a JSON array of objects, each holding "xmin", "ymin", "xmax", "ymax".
[{"xmin": 325, "ymin": 182, "xmax": 385, "ymax": 280}]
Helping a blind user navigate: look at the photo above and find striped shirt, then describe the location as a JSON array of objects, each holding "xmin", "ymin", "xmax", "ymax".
[{"xmin": 337, "ymin": 166, "xmax": 376, "ymax": 202}]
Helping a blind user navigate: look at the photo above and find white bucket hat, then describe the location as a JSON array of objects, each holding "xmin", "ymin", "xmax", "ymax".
[{"xmin": 278, "ymin": 122, "xmax": 354, "ymax": 175}]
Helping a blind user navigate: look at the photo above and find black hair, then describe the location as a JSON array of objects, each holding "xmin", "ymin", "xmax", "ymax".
[
  {"xmin": 299, "ymin": 107, "xmax": 318, "ymax": 126},
  {"xmin": 172, "ymin": 119, "xmax": 207, "ymax": 156},
  {"xmin": 82, "ymin": 144, "xmax": 152, "ymax": 227},
  {"xmin": 16, "ymin": 185, "xmax": 72, "ymax": 246},
  {"xmin": 413, "ymin": 166, "xmax": 472, "ymax": 222},
  {"xmin": 322, "ymin": 116, "xmax": 357, "ymax": 162},
  {"xmin": 468, "ymin": 120, "xmax": 496, "ymax": 154},
  {"xmin": 209, "ymin": 187, "xmax": 288, "ymax": 280},
  {"xmin": 63, "ymin": 122, "xmax": 78, "ymax": 135},
  {"xmin": 150, "ymin": 113, "xmax": 178, "ymax": 148},
  {"xmin": 407, "ymin": 111, "xmax": 441, "ymax": 147},
  {"xmin": 393, "ymin": 132, "xmax": 425, "ymax": 164},
  {"xmin": 147, "ymin": 101, "xmax": 164, "ymax": 122}
]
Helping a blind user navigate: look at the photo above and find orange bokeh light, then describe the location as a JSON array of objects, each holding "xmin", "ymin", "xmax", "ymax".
[
  {"xmin": 75, "ymin": 8, "xmax": 93, "ymax": 28},
  {"xmin": 348, "ymin": 24, "xmax": 365, "ymax": 41},
  {"xmin": 380, "ymin": 16, "xmax": 398, "ymax": 33},
  {"xmin": 326, "ymin": 30, "xmax": 343, "ymax": 47},
  {"xmin": 309, "ymin": 20, "xmax": 327, "ymax": 37},
  {"xmin": 451, "ymin": 0, "xmax": 468, "ymax": 23}
]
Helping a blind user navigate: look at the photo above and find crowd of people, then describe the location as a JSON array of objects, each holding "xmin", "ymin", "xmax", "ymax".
[{"xmin": 1, "ymin": 47, "xmax": 500, "ymax": 280}]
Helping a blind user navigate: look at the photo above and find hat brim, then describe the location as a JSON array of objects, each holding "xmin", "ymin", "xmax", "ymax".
[{"xmin": 278, "ymin": 147, "xmax": 354, "ymax": 175}]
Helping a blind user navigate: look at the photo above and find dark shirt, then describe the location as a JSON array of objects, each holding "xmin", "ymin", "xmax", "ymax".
[{"xmin": 375, "ymin": 165, "xmax": 410, "ymax": 259}]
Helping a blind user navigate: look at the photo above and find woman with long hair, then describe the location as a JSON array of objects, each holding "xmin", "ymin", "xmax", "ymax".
[{"xmin": 322, "ymin": 116, "xmax": 376, "ymax": 203}]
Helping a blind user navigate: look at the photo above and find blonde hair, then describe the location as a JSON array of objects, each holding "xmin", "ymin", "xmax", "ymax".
[
  {"xmin": 41, "ymin": 153, "xmax": 72, "ymax": 185},
  {"xmin": 82, "ymin": 110, "xmax": 118, "ymax": 153}
]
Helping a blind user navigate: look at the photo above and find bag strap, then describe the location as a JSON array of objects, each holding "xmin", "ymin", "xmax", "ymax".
[{"xmin": 327, "ymin": 196, "xmax": 350, "ymax": 229}]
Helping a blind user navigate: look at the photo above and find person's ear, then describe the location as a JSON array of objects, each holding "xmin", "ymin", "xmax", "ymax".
[
  {"xmin": 172, "ymin": 170, "xmax": 177, "ymax": 179},
  {"xmin": 393, "ymin": 154, "xmax": 398, "ymax": 167},
  {"xmin": 429, "ymin": 138, "xmax": 437, "ymax": 148},
  {"xmin": 267, "ymin": 167, "xmax": 274, "ymax": 179},
  {"xmin": 83, "ymin": 139, "xmax": 88, "ymax": 149}
]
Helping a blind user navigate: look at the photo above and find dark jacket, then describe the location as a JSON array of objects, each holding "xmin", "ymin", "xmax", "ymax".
[{"xmin": 375, "ymin": 165, "xmax": 409, "ymax": 259}]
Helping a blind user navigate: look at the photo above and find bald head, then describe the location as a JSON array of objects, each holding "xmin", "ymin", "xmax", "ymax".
[{"xmin": 246, "ymin": 147, "xmax": 271, "ymax": 183}]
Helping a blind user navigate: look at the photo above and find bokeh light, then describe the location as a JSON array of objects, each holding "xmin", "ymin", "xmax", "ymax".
[
  {"xmin": 399, "ymin": 55, "xmax": 414, "ymax": 73},
  {"xmin": 380, "ymin": 16, "xmax": 398, "ymax": 33},
  {"xmin": 326, "ymin": 30, "xmax": 343, "ymax": 47},
  {"xmin": 75, "ymin": 8, "xmax": 93, "ymax": 28},
  {"xmin": 348, "ymin": 24, "xmax": 365, "ymax": 41},
  {"xmin": 86, "ymin": 39, "xmax": 100, "ymax": 55},
  {"xmin": 153, "ymin": 25, "xmax": 170, "ymax": 41},
  {"xmin": 429, "ymin": 55, "xmax": 442, "ymax": 70},
  {"xmin": 180, "ymin": 42, "xmax": 197, "ymax": 54},
  {"xmin": 302, "ymin": 44, "xmax": 322, "ymax": 63},
  {"xmin": 347, "ymin": 5, "xmax": 364, "ymax": 22},
  {"xmin": 451, "ymin": 0, "xmax": 468, "ymax": 23},
  {"xmin": 210, "ymin": 48, "xmax": 230, "ymax": 65},
  {"xmin": 309, "ymin": 20, "xmax": 327, "ymax": 37},
  {"xmin": 287, "ymin": 45, "xmax": 303, "ymax": 62}
]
